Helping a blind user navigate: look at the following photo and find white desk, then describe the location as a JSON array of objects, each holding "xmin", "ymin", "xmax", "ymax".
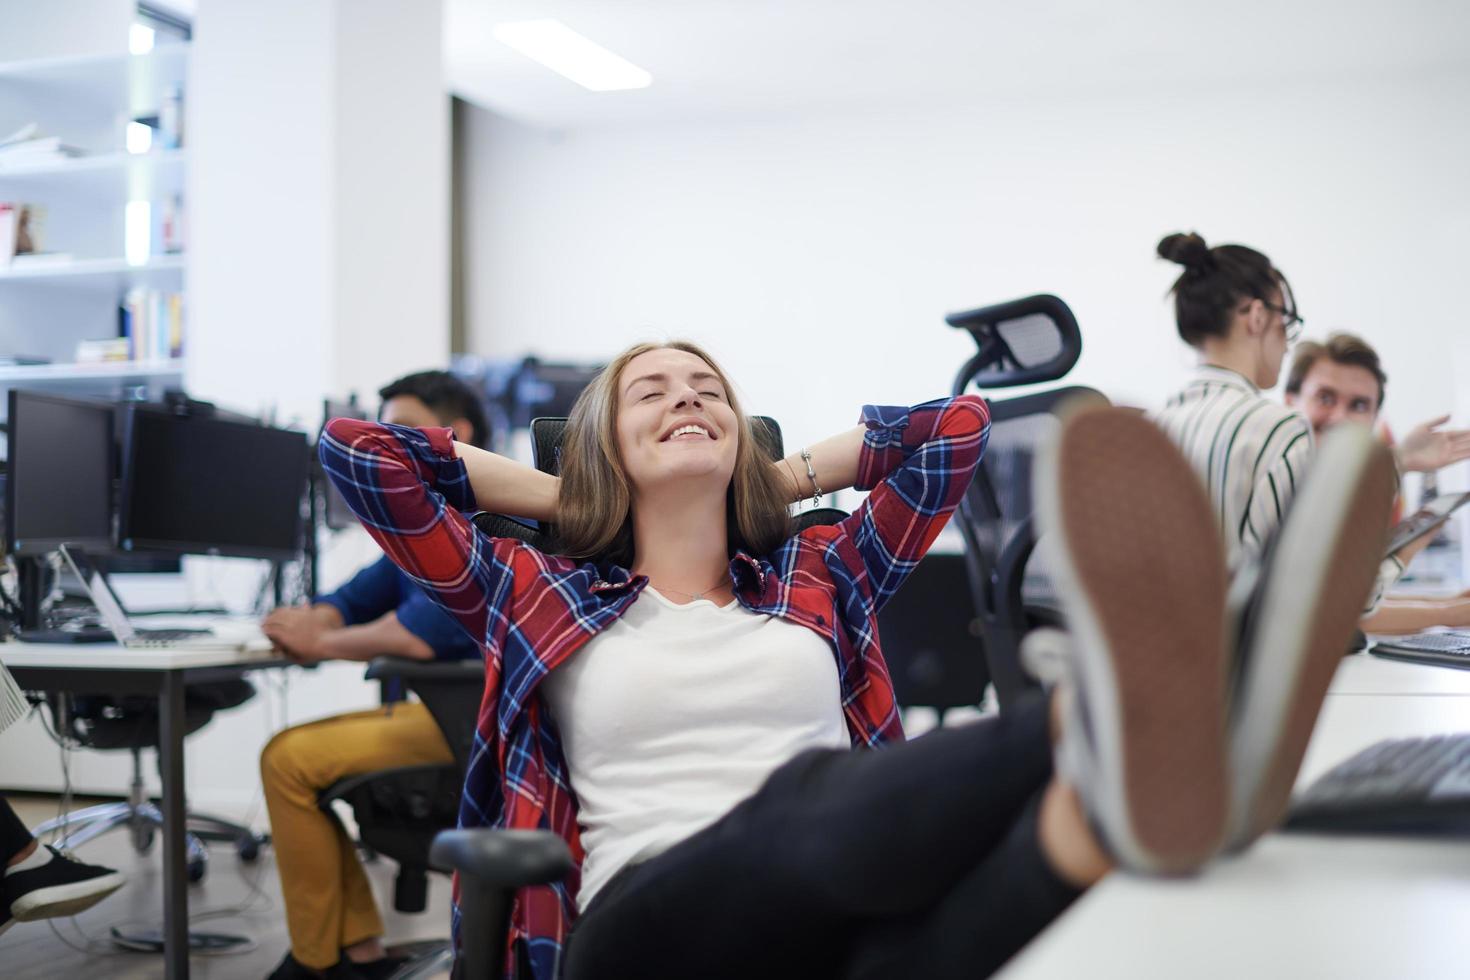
[
  {"xmin": 0, "ymin": 635, "xmax": 287, "ymax": 980},
  {"xmin": 997, "ymin": 652, "xmax": 1470, "ymax": 980}
]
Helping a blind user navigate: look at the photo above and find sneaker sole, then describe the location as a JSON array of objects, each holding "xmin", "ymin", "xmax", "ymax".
[
  {"xmin": 10, "ymin": 871, "xmax": 127, "ymax": 921},
  {"xmin": 1226, "ymin": 425, "xmax": 1396, "ymax": 848},
  {"xmin": 1038, "ymin": 405, "xmax": 1229, "ymax": 873}
]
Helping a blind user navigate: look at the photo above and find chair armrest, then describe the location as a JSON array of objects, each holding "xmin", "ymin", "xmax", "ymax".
[
  {"xmin": 429, "ymin": 828, "xmax": 573, "ymax": 888},
  {"xmin": 365, "ymin": 656, "xmax": 484, "ymax": 683}
]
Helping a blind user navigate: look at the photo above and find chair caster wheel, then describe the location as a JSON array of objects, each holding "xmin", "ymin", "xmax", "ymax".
[
  {"xmin": 187, "ymin": 858, "xmax": 207, "ymax": 882},
  {"xmin": 237, "ymin": 837, "xmax": 261, "ymax": 862}
]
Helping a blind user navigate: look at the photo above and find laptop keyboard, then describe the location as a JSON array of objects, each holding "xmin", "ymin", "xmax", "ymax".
[
  {"xmin": 1381, "ymin": 632, "xmax": 1470, "ymax": 654},
  {"xmin": 132, "ymin": 627, "xmax": 215, "ymax": 642},
  {"xmin": 1287, "ymin": 733, "xmax": 1470, "ymax": 833},
  {"xmin": 1370, "ymin": 630, "xmax": 1470, "ymax": 669}
]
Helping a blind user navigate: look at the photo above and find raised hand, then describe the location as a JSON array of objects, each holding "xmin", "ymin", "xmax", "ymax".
[{"xmin": 1396, "ymin": 415, "xmax": 1470, "ymax": 473}]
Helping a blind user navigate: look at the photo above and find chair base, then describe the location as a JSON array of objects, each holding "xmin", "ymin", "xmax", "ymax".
[
  {"xmin": 109, "ymin": 925, "xmax": 251, "ymax": 953},
  {"xmin": 31, "ymin": 799, "xmax": 266, "ymax": 882},
  {"xmin": 388, "ymin": 939, "xmax": 453, "ymax": 979}
]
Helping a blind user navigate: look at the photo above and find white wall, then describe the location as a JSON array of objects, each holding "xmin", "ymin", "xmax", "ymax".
[
  {"xmin": 188, "ymin": 0, "xmax": 449, "ymax": 426},
  {"xmin": 459, "ymin": 68, "xmax": 1470, "ymax": 453},
  {"xmin": 0, "ymin": 0, "xmax": 131, "ymax": 62},
  {"xmin": 331, "ymin": 0, "xmax": 450, "ymax": 397}
]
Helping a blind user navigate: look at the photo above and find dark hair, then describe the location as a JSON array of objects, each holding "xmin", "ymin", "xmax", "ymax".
[
  {"xmin": 1284, "ymin": 332, "xmax": 1387, "ymax": 410},
  {"xmin": 1157, "ymin": 231, "xmax": 1294, "ymax": 348},
  {"xmin": 378, "ymin": 370, "xmax": 491, "ymax": 448}
]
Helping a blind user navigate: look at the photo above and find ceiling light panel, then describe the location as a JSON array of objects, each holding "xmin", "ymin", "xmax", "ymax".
[{"xmin": 492, "ymin": 19, "xmax": 653, "ymax": 92}]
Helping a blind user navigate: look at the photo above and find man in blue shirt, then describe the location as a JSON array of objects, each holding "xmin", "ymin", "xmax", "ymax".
[{"xmin": 259, "ymin": 371, "xmax": 487, "ymax": 980}]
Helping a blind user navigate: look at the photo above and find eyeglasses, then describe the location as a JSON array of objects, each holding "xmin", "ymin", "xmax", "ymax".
[
  {"xmin": 1246, "ymin": 295, "xmax": 1305, "ymax": 345},
  {"xmin": 1261, "ymin": 300, "xmax": 1304, "ymax": 343}
]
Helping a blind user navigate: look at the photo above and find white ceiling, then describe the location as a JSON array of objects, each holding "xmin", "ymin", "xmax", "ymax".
[{"xmin": 445, "ymin": 0, "xmax": 1470, "ymax": 129}]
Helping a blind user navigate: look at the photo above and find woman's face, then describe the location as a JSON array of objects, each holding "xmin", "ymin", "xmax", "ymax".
[{"xmin": 614, "ymin": 347, "xmax": 740, "ymax": 497}]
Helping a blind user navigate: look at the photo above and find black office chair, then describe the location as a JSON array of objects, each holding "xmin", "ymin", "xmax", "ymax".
[
  {"xmin": 34, "ymin": 681, "xmax": 265, "ymax": 882},
  {"xmin": 419, "ymin": 412, "xmax": 847, "ymax": 980},
  {"xmin": 311, "ymin": 654, "xmax": 484, "ymax": 978},
  {"xmin": 946, "ymin": 294, "xmax": 1108, "ymax": 709},
  {"xmin": 875, "ymin": 551, "xmax": 990, "ymax": 722}
]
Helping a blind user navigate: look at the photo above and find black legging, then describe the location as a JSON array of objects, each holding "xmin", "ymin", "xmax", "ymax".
[
  {"xmin": 2, "ymin": 797, "xmax": 35, "ymax": 866},
  {"xmin": 562, "ymin": 695, "xmax": 1079, "ymax": 980}
]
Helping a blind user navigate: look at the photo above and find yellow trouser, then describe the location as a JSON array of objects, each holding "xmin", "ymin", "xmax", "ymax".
[{"xmin": 260, "ymin": 701, "xmax": 452, "ymax": 969}]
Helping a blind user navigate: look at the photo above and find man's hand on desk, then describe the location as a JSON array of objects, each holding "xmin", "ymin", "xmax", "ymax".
[{"xmin": 261, "ymin": 604, "xmax": 343, "ymax": 664}]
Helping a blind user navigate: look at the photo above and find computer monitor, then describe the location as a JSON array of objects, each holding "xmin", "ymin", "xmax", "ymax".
[
  {"xmin": 509, "ymin": 358, "xmax": 602, "ymax": 428},
  {"xmin": 321, "ymin": 397, "xmax": 368, "ymax": 531},
  {"xmin": 4, "ymin": 389, "xmax": 115, "ymax": 555},
  {"xmin": 117, "ymin": 405, "xmax": 310, "ymax": 561}
]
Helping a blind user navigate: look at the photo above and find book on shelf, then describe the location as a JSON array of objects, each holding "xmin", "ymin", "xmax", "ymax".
[
  {"xmin": 0, "ymin": 202, "xmax": 55, "ymax": 265},
  {"xmin": 0, "ymin": 204, "xmax": 14, "ymax": 264},
  {"xmin": 75, "ymin": 338, "xmax": 131, "ymax": 363},
  {"xmin": 119, "ymin": 287, "xmax": 184, "ymax": 361}
]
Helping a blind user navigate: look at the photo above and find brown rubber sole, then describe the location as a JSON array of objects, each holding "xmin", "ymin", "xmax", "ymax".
[{"xmin": 1051, "ymin": 406, "xmax": 1229, "ymax": 872}]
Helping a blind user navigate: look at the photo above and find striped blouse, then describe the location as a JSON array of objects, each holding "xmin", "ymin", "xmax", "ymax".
[
  {"xmin": 1153, "ymin": 365, "xmax": 1314, "ymax": 567},
  {"xmin": 1153, "ymin": 365, "xmax": 1398, "ymax": 609}
]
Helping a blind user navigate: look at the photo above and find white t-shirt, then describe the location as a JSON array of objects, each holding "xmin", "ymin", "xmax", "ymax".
[{"xmin": 540, "ymin": 586, "xmax": 849, "ymax": 910}]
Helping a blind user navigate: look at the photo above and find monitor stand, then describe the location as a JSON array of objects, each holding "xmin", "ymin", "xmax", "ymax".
[
  {"xmin": 12, "ymin": 552, "xmax": 115, "ymax": 644},
  {"xmin": 16, "ymin": 555, "xmax": 45, "ymax": 631}
]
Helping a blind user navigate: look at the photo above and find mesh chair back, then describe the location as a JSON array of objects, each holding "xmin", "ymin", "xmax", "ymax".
[
  {"xmin": 946, "ymin": 295, "xmax": 1107, "ymax": 707},
  {"xmin": 946, "ymin": 294, "xmax": 1082, "ymax": 391}
]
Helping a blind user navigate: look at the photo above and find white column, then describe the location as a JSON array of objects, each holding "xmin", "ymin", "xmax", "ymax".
[{"xmin": 188, "ymin": 0, "xmax": 447, "ymax": 425}]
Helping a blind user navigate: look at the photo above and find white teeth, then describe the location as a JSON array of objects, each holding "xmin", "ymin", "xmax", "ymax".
[{"xmin": 668, "ymin": 424, "xmax": 710, "ymax": 440}]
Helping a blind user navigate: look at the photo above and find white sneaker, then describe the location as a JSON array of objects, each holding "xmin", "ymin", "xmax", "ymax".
[
  {"xmin": 1035, "ymin": 405, "xmax": 1229, "ymax": 874},
  {"xmin": 1224, "ymin": 423, "xmax": 1396, "ymax": 850}
]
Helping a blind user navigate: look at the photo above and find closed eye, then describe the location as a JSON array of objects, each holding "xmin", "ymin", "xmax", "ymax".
[
  {"xmin": 700, "ymin": 390, "xmax": 723, "ymax": 399},
  {"xmin": 641, "ymin": 391, "xmax": 663, "ymax": 401}
]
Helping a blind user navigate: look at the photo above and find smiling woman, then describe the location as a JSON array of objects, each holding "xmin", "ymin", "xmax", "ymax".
[
  {"xmin": 556, "ymin": 340, "xmax": 792, "ymax": 569},
  {"xmin": 315, "ymin": 339, "xmax": 1303, "ymax": 980}
]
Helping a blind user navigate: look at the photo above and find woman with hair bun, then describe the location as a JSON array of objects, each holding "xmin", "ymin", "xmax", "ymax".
[{"xmin": 1151, "ymin": 231, "xmax": 1420, "ymax": 605}]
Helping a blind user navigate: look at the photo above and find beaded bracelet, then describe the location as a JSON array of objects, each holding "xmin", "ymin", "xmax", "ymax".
[{"xmin": 799, "ymin": 448, "xmax": 824, "ymax": 507}]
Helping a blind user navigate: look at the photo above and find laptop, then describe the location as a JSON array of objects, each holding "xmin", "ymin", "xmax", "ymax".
[{"xmin": 58, "ymin": 545, "xmax": 247, "ymax": 650}]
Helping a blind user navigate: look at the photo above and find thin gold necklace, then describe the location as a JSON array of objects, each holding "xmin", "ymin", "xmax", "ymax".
[{"xmin": 644, "ymin": 573, "xmax": 729, "ymax": 603}]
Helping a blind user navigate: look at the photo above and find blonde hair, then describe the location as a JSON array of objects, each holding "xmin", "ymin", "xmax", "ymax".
[{"xmin": 555, "ymin": 340, "xmax": 792, "ymax": 565}]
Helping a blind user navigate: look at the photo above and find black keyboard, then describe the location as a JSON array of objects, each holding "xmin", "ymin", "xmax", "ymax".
[
  {"xmin": 1370, "ymin": 630, "xmax": 1470, "ymax": 669},
  {"xmin": 133, "ymin": 627, "xmax": 214, "ymax": 642},
  {"xmin": 1286, "ymin": 733, "xmax": 1470, "ymax": 834}
]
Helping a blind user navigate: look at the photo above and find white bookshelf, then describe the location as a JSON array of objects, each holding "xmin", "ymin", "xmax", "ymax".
[
  {"xmin": 0, "ymin": 357, "xmax": 183, "ymax": 383},
  {"xmin": 0, "ymin": 40, "xmax": 189, "ymax": 416},
  {"xmin": 0, "ymin": 254, "xmax": 184, "ymax": 285},
  {"xmin": 0, "ymin": 147, "xmax": 185, "ymax": 198}
]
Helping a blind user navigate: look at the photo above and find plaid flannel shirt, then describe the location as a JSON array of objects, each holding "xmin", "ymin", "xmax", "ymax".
[{"xmin": 319, "ymin": 394, "xmax": 990, "ymax": 979}]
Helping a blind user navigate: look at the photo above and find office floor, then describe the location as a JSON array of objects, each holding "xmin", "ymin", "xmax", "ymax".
[{"xmin": 0, "ymin": 795, "xmax": 452, "ymax": 979}]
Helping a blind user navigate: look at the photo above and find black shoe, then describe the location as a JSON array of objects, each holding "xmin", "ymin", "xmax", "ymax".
[
  {"xmin": 349, "ymin": 954, "xmax": 411, "ymax": 980},
  {"xmin": 266, "ymin": 952, "xmax": 368, "ymax": 980},
  {"xmin": 4, "ymin": 845, "xmax": 126, "ymax": 922}
]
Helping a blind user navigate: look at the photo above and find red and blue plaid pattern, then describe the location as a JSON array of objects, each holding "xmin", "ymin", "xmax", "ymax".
[{"xmin": 319, "ymin": 394, "xmax": 989, "ymax": 979}]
